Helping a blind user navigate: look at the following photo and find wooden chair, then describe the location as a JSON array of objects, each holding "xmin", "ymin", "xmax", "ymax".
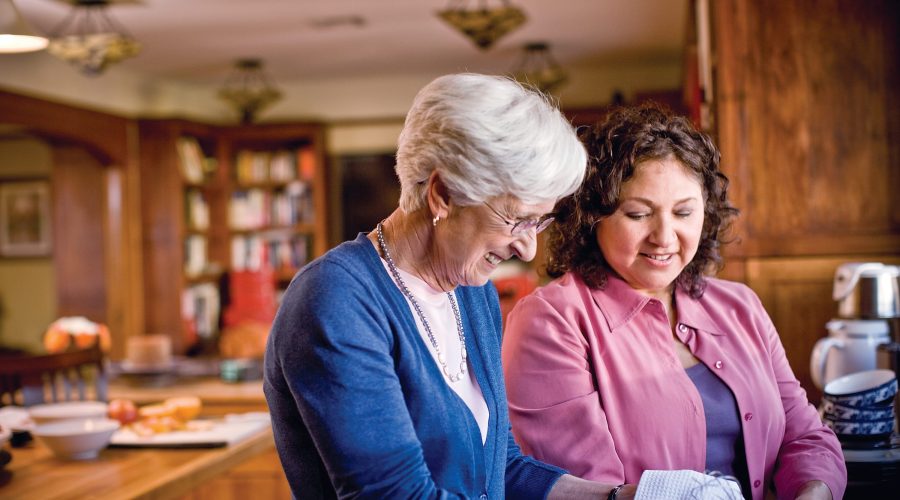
[{"xmin": 0, "ymin": 344, "xmax": 107, "ymax": 406}]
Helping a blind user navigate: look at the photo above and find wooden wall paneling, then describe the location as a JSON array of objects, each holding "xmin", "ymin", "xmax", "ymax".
[
  {"xmin": 51, "ymin": 145, "xmax": 107, "ymax": 323},
  {"xmin": 112, "ymin": 120, "xmax": 146, "ymax": 360},
  {"xmin": 744, "ymin": 255, "xmax": 900, "ymax": 403},
  {"xmin": 139, "ymin": 120, "xmax": 192, "ymax": 353},
  {"xmin": 0, "ymin": 90, "xmax": 130, "ymax": 167}
]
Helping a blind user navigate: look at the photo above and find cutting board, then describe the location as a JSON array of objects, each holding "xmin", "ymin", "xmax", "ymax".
[{"xmin": 109, "ymin": 418, "xmax": 269, "ymax": 448}]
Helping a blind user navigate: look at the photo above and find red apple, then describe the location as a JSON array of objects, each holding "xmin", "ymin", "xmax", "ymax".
[{"xmin": 107, "ymin": 398, "xmax": 138, "ymax": 425}]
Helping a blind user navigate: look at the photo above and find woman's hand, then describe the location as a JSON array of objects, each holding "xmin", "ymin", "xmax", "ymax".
[
  {"xmin": 794, "ymin": 480, "xmax": 832, "ymax": 500},
  {"xmin": 612, "ymin": 483, "xmax": 637, "ymax": 500},
  {"xmin": 547, "ymin": 475, "xmax": 637, "ymax": 500}
]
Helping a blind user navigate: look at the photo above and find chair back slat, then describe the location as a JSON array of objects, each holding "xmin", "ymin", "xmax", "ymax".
[
  {"xmin": 22, "ymin": 386, "xmax": 45, "ymax": 406},
  {"xmin": 0, "ymin": 345, "xmax": 107, "ymax": 407},
  {"xmin": 75, "ymin": 369, "xmax": 87, "ymax": 401}
]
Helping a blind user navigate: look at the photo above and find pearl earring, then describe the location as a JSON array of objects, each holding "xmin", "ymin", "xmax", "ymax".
[{"xmin": 432, "ymin": 215, "xmax": 440, "ymax": 226}]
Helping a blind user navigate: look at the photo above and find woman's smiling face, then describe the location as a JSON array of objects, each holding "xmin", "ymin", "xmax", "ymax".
[
  {"xmin": 435, "ymin": 195, "xmax": 556, "ymax": 289},
  {"xmin": 595, "ymin": 156, "xmax": 705, "ymax": 300}
]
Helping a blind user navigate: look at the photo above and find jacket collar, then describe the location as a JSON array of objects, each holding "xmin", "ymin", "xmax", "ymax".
[{"xmin": 588, "ymin": 273, "xmax": 727, "ymax": 336}]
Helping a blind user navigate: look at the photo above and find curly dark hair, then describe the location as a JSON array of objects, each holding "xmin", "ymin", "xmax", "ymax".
[{"xmin": 546, "ymin": 103, "xmax": 739, "ymax": 298}]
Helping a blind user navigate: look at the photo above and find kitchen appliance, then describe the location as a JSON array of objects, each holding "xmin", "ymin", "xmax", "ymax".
[
  {"xmin": 810, "ymin": 319, "xmax": 890, "ymax": 390},
  {"xmin": 833, "ymin": 263, "xmax": 900, "ymax": 320},
  {"xmin": 816, "ymin": 262, "xmax": 900, "ymax": 499}
]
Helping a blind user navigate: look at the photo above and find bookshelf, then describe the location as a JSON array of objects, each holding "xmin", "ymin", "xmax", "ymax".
[{"xmin": 139, "ymin": 120, "xmax": 327, "ymax": 354}]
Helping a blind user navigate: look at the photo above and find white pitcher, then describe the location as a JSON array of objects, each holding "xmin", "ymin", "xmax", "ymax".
[{"xmin": 810, "ymin": 319, "xmax": 891, "ymax": 390}]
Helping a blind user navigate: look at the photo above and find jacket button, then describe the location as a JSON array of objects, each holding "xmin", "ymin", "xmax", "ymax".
[
  {"xmin": 678, "ymin": 324, "xmax": 687, "ymax": 332},
  {"xmin": 744, "ymin": 412, "xmax": 753, "ymax": 421},
  {"xmin": 753, "ymin": 479, "xmax": 761, "ymax": 488},
  {"xmin": 714, "ymin": 360, "xmax": 723, "ymax": 369},
  {"xmin": 480, "ymin": 495, "xmax": 488, "ymax": 500}
]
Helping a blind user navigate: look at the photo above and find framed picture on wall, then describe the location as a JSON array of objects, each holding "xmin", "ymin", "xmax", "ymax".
[{"xmin": 0, "ymin": 180, "xmax": 52, "ymax": 257}]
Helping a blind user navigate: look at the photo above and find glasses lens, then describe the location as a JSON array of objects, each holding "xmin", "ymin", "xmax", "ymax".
[
  {"xmin": 536, "ymin": 217, "xmax": 555, "ymax": 234},
  {"xmin": 511, "ymin": 217, "xmax": 554, "ymax": 236}
]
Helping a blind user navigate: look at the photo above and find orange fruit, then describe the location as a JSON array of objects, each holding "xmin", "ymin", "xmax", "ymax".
[
  {"xmin": 73, "ymin": 332, "xmax": 97, "ymax": 350},
  {"xmin": 43, "ymin": 328, "xmax": 71, "ymax": 353},
  {"xmin": 138, "ymin": 404, "xmax": 175, "ymax": 420},
  {"xmin": 164, "ymin": 396, "xmax": 202, "ymax": 421}
]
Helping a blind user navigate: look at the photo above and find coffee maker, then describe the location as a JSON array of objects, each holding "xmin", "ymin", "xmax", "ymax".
[
  {"xmin": 824, "ymin": 262, "xmax": 900, "ymax": 498},
  {"xmin": 812, "ymin": 263, "xmax": 898, "ymax": 390}
]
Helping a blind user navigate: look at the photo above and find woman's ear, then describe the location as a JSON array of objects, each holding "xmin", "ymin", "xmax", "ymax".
[{"xmin": 426, "ymin": 170, "xmax": 452, "ymax": 220}]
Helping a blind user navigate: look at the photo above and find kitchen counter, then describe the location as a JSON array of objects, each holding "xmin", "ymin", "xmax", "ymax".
[
  {"xmin": 1, "ymin": 421, "xmax": 274, "ymax": 499},
  {"xmin": 1, "ymin": 375, "xmax": 290, "ymax": 499}
]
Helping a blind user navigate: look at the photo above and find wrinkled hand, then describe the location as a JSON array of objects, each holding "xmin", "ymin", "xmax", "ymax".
[
  {"xmin": 614, "ymin": 483, "xmax": 637, "ymax": 500},
  {"xmin": 794, "ymin": 480, "xmax": 832, "ymax": 500}
]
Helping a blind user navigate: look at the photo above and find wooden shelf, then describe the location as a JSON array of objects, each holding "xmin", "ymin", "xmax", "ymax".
[{"xmin": 139, "ymin": 120, "xmax": 328, "ymax": 355}]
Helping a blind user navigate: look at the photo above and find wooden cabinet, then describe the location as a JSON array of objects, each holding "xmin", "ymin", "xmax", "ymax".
[
  {"xmin": 709, "ymin": 0, "xmax": 900, "ymax": 398},
  {"xmin": 712, "ymin": 0, "xmax": 900, "ymax": 259},
  {"xmin": 139, "ymin": 121, "xmax": 328, "ymax": 354}
]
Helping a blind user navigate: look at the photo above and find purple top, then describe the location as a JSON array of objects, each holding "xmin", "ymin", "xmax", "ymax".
[{"xmin": 685, "ymin": 361, "xmax": 750, "ymax": 496}]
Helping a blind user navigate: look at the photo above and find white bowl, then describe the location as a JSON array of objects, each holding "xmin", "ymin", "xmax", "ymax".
[
  {"xmin": 28, "ymin": 401, "xmax": 108, "ymax": 424},
  {"xmin": 823, "ymin": 369, "xmax": 898, "ymax": 407},
  {"xmin": 33, "ymin": 418, "xmax": 120, "ymax": 460}
]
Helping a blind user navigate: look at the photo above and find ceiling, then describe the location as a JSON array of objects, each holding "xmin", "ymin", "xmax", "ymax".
[{"xmin": 14, "ymin": 0, "xmax": 688, "ymax": 86}]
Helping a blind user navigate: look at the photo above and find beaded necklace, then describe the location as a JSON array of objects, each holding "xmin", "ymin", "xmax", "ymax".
[{"xmin": 376, "ymin": 221, "xmax": 468, "ymax": 382}]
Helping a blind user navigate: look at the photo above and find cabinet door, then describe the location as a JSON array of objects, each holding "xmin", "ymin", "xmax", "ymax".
[
  {"xmin": 713, "ymin": 0, "xmax": 900, "ymax": 258},
  {"xmin": 744, "ymin": 255, "xmax": 900, "ymax": 402}
]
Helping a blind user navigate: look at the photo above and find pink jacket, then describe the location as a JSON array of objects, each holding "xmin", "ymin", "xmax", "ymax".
[{"xmin": 502, "ymin": 272, "xmax": 846, "ymax": 500}]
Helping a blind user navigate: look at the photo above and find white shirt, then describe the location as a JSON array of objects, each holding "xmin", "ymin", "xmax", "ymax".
[{"xmin": 377, "ymin": 250, "xmax": 489, "ymax": 444}]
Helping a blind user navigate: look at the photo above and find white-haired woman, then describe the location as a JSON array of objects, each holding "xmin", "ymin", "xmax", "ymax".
[{"xmin": 264, "ymin": 74, "xmax": 635, "ymax": 499}]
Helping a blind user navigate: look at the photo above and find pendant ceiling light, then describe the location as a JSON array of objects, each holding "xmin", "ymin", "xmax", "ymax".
[
  {"xmin": 218, "ymin": 59, "xmax": 283, "ymax": 125},
  {"xmin": 437, "ymin": 0, "xmax": 526, "ymax": 50},
  {"xmin": 512, "ymin": 42, "xmax": 568, "ymax": 94},
  {"xmin": 0, "ymin": 0, "xmax": 49, "ymax": 53},
  {"xmin": 47, "ymin": 0, "xmax": 141, "ymax": 76}
]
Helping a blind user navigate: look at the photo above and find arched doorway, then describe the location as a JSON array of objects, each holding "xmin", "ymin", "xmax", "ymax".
[{"xmin": 0, "ymin": 90, "xmax": 143, "ymax": 360}]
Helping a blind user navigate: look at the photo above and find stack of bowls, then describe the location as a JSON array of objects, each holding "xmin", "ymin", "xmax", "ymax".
[{"xmin": 822, "ymin": 369, "xmax": 897, "ymax": 447}]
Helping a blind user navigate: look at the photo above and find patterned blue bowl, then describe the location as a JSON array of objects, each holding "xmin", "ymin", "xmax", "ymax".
[
  {"xmin": 822, "ymin": 399, "xmax": 895, "ymax": 421},
  {"xmin": 823, "ymin": 369, "xmax": 898, "ymax": 408},
  {"xmin": 823, "ymin": 415, "xmax": 895, "ymax": 436}
]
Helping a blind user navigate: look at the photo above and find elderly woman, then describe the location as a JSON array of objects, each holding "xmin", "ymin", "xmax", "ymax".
[
  {"xmin": 502, "ymin": 104, "xmax": 846, "ymax": 500},
  {"xmin": 264, "ymin": 74, "xmax": 633, "ymax": 499}
]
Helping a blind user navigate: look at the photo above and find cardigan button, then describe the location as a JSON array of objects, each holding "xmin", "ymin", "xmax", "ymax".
[
  {"xmin": 753, "ymin": 479, "xmax": 761, "ymax": 488},
  {"xmin": 480, "ymin": 494, "xmax": 488, "ymax": 500},
  {"xmin": 678, "ymin": 324, "xmax": 688, "ymax": 333},
  {"xmin": 714, "ymin": 360, "xmax": 723, "ymax": 369},
  {"xmin": 744, "ymin": 412, "xmax": 753, "ymax": 421}
]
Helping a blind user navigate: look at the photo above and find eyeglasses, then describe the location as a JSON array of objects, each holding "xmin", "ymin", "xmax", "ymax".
[{"xmin": 483, "ymin": 202, "xmax": 555, "ymax": 236}]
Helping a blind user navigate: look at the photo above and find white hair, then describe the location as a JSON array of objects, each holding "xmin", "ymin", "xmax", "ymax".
[{"xmin": 395, "ymin": 73, "xmax": 587, "ymax": 212}]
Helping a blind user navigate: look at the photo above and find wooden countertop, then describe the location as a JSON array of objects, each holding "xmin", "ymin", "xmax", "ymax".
[{"xmin": 0, "ymin": 424, "xmax": 274, "ymax": 500}]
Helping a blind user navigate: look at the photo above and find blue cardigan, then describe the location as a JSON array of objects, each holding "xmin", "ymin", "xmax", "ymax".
[{"xmin": 264, "ymin": 234, "xmax": 566, "ymax": 499}]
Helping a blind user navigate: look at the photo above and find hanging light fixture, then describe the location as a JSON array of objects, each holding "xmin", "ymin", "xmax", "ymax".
[
  {"xmin": 512, "ymin": 42, "xmax": 568, "ymax": 94},
  {"xmin": 46, "ymin": 0, "xmax": 141, "ymax": 76},
  {"xmin": 437, "ymin": 0, "xmax": 526, "ymax": 50},
  {"xmin": 0, "ymin": 0, "xmax": 49, "ymax": 53},
  {"xmin": 218, "ymin": 58, "xmax": 283, "ymax": 125}
]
